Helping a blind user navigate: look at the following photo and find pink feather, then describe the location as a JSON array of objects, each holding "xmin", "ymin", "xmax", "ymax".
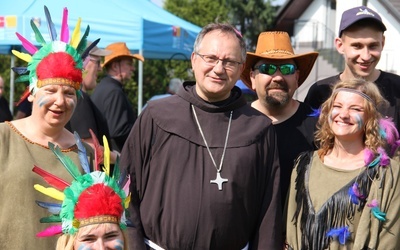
[
  {"xmin": 377, "ymin": 147, "xmax": 390, "ymax": 166},
  {"xmin": 364, "ymin": 148, "xmax": 375, "ymax": 166},
  {"xmin": 122, "ymin": 175, "xmax": 131, "ymax": 196},
  {"xmin": 15, "ymin": 32, "xmax": 38, "ymax": 54},
  {"xmin": 367, "ymin": 199, "xmax": 379, "ymax": 208},
  {"xmin": 36, "ymin": 225, "xmax": 62, "ymax": 237},
  {"xmin": 379, "ymin": 118, "xmax": 399, "ymax": 145},
  {"xmin": 89, "ymin": 129, "xmax": 103, "ymax": 171},
  {"xmin": 60, "ymin": 8, "xmax": 69, "ymax": 43}
]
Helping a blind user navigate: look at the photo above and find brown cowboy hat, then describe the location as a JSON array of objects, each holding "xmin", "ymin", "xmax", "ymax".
[
  {"xmin": 240, "ymin": 31, "xmax": 318, "ymax": 89},
  {"xmin": 102, "ymin": 42, "xmax": 145, "ymax": 67}
]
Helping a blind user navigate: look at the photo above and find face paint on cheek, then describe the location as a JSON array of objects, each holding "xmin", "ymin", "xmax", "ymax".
[
  {"xmin": 114, "ymin": 239, "xmax": 124, "ymax": 250},
  {"xmin": 329, "ymin": 109, "xmax": 339, "ymax": 125},
  {"xmin": 77, "ymin": 243, "xmax": 91, "ymax": 250},
  {"xmin": 354, "ymin": 113, "xmax": 363, "ymax": 129},
  {"xmin": 66, "ymin": 98, "xmax": 76, "ymax": 110},
  {"xmin": 37, "ymin": 96, "xmax": 50, "ymax": 107}
]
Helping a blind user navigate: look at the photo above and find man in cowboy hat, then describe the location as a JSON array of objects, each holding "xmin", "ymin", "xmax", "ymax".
[
  {"xmin": 304, "ymin": 6, "xmax": 400, "ymax": 130},
  {"xmin": 91, "ymin": 42, "xmax": 144, "ymax": 152},
  {"xmin": 241, "ymin": 31, "xmax": 319, "ymax": 208}
]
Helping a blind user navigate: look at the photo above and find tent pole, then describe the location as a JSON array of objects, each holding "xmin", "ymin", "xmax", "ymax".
[
  {"xmin": 9, "ymin": 55, "xmax": 15, "ymax": 115},
  {"xmin": 137, "ymin": 49, "xmax": 144, "ymax": 115}
]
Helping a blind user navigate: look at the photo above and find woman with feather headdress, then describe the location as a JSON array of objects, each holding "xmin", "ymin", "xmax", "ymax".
[
  {"xmin": 285, "ymin": 78, "xmax": 400, "ymax": 249},
  {"xmin": 33, "ymin": 133, "xmax": 130, "ymax": 250},
  {"xmin": 0, "ymin": 6, "xmax": 97, "ymax": 249}
]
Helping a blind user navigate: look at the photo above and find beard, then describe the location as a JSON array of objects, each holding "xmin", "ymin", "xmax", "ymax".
[
  {"xmin": 264, "ymin": 92, "xmax": 290, "ymax": 106},
  {"xmin": 263, "ymin": 82, "xmax": 290, "ymax": 107}
]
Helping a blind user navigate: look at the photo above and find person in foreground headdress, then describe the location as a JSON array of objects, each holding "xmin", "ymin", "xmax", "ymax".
[
  {"xmin": 285, "ymin": 78, "xmax": 400, "ymax": 249},
  {"xmin": 33, "ymin": 134, "xmax": 130, "ymax": 250},
  {"xmin": 0, "ymin": 6, "xmax": 96, "ymax": 248}
]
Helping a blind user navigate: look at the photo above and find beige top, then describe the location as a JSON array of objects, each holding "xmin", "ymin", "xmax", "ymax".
[
  {"xmin": 286, "ymin": 151, "xmax": 400, "ymax": 250},
  {"xmin": 0, "ymin": 122, "xmax": 91, "ymax": 249}
]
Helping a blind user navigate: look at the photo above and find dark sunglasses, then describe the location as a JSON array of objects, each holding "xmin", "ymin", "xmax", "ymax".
[{"xmin": 253, "ymin": 63, "xmax": 296, "ymax": 75}]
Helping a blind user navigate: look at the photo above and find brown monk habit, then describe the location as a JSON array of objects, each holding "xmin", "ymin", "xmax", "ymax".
[{"xmin": 120, "ymin": 81, "xmax": 283, "ymax": 250}]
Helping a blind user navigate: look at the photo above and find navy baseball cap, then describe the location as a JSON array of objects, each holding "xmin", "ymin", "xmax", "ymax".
[{"xmin": 339, "ymin": 6, "xmax": 386, "ymax": 37}]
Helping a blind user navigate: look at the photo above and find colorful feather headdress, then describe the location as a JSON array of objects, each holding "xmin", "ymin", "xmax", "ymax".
[
  {"xmin": 33, "ymin": 131, "xmax": 131, "ymax": 237},
  {"xmin": 12, "ymin": 6, "xmax": 100, "ymax": 96}
]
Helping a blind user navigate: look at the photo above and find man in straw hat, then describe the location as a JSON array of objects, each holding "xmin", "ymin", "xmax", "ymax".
[
  {"xmin": 120, "ymin": 23, "xmax": 282, "ymax": 249},
  {"xmin": 304, "ymin": 5, "xmax": 400, "ymax": 130},
  {"xmin": 241, "ymin": 31, "xmax": 319, "ymax": 208},
  {"xmin": 91, "ymin": 42, "xmax": 144, "ymax": 152}
]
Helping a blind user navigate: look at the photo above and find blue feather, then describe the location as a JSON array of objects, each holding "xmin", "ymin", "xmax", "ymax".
[
  {"xmin": 44, "ymin": 6, "xmax": 57, "ymax": 41},
  {"xmin": 308, "ymin": 107, "xmax": 321, "ymax": 117},
  {"xmin": 371, "ymin": 207, "xmax": 386, "ymax": 221},
  {"xmin": 327, "ymin": 226, "xmax": 351, "ymax": 245},
  {"xmin": 73, "ymin": 132, "xmax": 91, "ymax": 174},
  {"xmin": 35, "ymin": 200, "xmax": 62, "ymax": 214},
  {"xmin": 348, "ymin": 185, "xmax": 359, "ymax": 205},
  {"xmin": 117, "ymin": 168, "xmax": 128, "ymax": 189},
  {"xmin": 367, "ymin": 156, "xmax": 380, "ymax": 168}
]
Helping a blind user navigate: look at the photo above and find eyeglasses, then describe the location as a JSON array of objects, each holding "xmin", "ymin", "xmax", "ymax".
[
  {"xmin": 195, "ymin": 52, "xmax": 242, "ymax": 70},
  {"xmin": 89, "ymin": 57, "xmax": 101, "ymax": 67},
  {"xmin": 253, "ymin": 63, "xmax": 297, "ymax": 75}
]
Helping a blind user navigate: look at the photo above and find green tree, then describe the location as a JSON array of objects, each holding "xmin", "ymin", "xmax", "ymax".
[
  {"xmin": 0, "ymin": 54, "xmax": 29, "ymax": 115},
  {"xmin": 164, "ymin": 0, "xmax": 278, "ymax": 51},
  {"xmin": 164, "ymin": 0, "xmax": 229, "ymax": 26},
  {"xmin": 228, "ymin": 0, "xmax": 279, "ymax": 50}
]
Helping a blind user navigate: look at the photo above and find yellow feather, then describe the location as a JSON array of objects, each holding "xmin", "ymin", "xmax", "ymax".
[
  {"xmin": 102, "ymin": 135, "xmax": 110, "ymax": 176},
  {"xmin": 124, "ymin": 193, "xmax": 131, "ymax": 208},
  {"xmin": 70, "ymin": 18, "xmax": 82, "ymax": 48},
  {"xmin": 34, "ymin": 184, "xmax": 65, "ymax": 201},
  {"xmin": 11, "ymin": 50, "xmax": 32, "ymax": 63}
]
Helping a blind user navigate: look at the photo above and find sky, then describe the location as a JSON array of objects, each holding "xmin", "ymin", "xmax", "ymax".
[{"xmin": 151, "ymin": 0, "xmax": 286, "ymax": 8}]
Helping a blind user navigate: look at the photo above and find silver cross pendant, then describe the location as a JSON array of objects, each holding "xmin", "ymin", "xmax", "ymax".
[{"xmin": 210, "ymin": 172, "xmax": 228, "ymax": 191}]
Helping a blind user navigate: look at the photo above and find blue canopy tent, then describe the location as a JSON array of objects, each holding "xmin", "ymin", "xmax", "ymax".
[{"xmin": 0, "ymin": 0, "xmax": 201, "ymax": 112}]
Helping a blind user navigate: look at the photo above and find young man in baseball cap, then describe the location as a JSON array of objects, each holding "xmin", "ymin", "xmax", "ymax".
[{"xmin": 304, "ymin": 6, "xmax": 400, "ymax": 130}]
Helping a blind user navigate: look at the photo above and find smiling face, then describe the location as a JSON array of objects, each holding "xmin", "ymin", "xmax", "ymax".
[
  {"xmin": 329, "ymin": 90, "xmax": 366, "ymax": 142},
  {"xmin": 191, "ymin": 30, "xmax": 244, "ymax": 102},
  {"xmin": 250, "ymin": 59, "xmax": 299, "ymax": 108},
  {"xmin": 31, "ymin": 84, "xmax": 77, "ymax": 127},
  {"xmin": 336, "ymin": 26, "xmax": 385, "ymax": 80},
  {"xmin": 73, "ymin": 223, "xmax": 124, "ymax": 250}
]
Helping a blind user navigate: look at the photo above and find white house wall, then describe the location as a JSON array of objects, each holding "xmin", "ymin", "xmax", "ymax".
[{"xmin": 293, "ymin": 1, "xmax": 335, "ymax": 50}]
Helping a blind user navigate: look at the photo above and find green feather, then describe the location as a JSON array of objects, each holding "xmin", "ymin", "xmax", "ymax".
[
  {"xmin": 75, "ymin": 25, "xmax": 90, "ymax": 55},
  {"xmin": 15, "ymin": 75, "xmax": 29, "ymax": 83},
  {"xmin": 112, "ymin": 155, "xmax": 121, "ymax": 181},
  {"xmin": 49, "ymin": 142, "xmax": 81, "ymax": 180},
  {"xmin": 30, "ymin": 19, "xmax": 46, "ymax": 45},
  {"xmin": 40, "ymin": 215, "xmax": 61, "ymax": 223}
]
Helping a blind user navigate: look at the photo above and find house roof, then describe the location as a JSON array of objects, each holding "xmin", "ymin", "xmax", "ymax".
[{"xmin": 274, "ymin": 0, "xmax": 313, "ymax": 36}]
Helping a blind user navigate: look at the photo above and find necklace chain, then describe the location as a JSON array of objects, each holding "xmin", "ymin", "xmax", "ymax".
[{"xmin": 191, "ymin": 105, "xmax": 233, "ymax": 172}]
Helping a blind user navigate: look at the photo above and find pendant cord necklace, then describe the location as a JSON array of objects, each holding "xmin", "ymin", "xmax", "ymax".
[{"xmin": 191, "ymin": 104, "xmax": 233, "ymax": 190}]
